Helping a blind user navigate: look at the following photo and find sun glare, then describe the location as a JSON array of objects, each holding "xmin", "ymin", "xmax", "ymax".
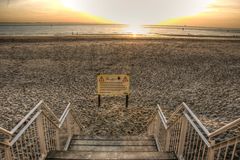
[
  {"xmin": 124, "ymin": 25, "xmax": 149, "ymax": 35},
  {"xmin": 60, "ymin": 0, "xmax": 216, "ymax": 25}
]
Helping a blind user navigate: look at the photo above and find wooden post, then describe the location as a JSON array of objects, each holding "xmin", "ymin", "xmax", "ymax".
[
  {"xmin": 98, "ymin": 95, "xmax": 101, "ymax": 107},
  {"xmin": 5, "ymin": 146, "xmax": 13, "ymax": 160},
  {"xmin": 207, "ymin": 140, "xmax": 215, "ymax": 160},
  {"xmin": 67, "ymin": 115, "xmax": 72, "ymax": 137},
  {"xmin": 154, "ymin": 116, "xmax": 161, "ymax": 151},
  {"xmin": 125, "ymin": 95, "xmax": 129, "ymax": 108},
  {"xmin": 55, "ymin": 128, "xmax": 60, "ymax": 150},
  {"xmin": 36, "ymin": 113, "xmax": 47, "ymax": 158},
  {"xmin": 63, "ymin": 115, "xmax": 73, "ymax": 151},
  {"xmin": 177, "ymin": 116, "xmax": 188, "ymax": 159},
  {"xmin": 165, "ymin": 129, "xmax": 171, "ymax": 152},
  {"xmin": 147, "ymin": 117, "xmax": 155, "ymax": 136},
  {"xmin": 207, "ymin": 148, "xmax": 214, "ymax": 160}
]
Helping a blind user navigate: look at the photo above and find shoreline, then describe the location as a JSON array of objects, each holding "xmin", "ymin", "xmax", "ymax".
[{"xmin": 0, "ymin": 34, "xmax": 240, "ymax": 43}]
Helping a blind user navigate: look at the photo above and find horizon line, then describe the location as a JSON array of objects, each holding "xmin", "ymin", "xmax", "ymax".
[{"xmin": 0, "ymin": 22, "xmax": 239, "ymax": 30}]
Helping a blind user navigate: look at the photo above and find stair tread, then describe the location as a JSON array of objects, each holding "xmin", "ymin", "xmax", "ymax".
[
  {"xmin": 71, "ymin": 139, "xmax": 156, "ymax": 146},
  {"xmin": 69, "ymin": 145, "xmax": 158, "ymax": 152},
  {"xmin": 46, "ymin": 151, "xmax": 176, "ymax": 160},
  {"xmin": 72, "ymin": 135, "xmax": 154, "ymax": 141}
]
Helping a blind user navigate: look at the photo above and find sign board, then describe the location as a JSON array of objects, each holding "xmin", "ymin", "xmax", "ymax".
[{"xmin": 97, "ymin": 74, "xmax": 130, "ymax": 96}]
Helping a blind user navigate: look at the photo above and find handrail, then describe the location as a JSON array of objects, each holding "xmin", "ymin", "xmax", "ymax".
[
  {"xmin": 10, "ymin": 111, "xmax": 42, "ymax": 146},
  {"xmin": 183, "ymin": 111, "xmax": 211, "ymax": 147},
  {"xmin": 182, "ymin": 102, "xmax": 210, "ymax": 135},
  {"xmin": 159, "ymin": 103, "xmax": 210, "ymax": 136},
  {"xmin": 0, "ymin": 100, "xmax": 81, "ymax": 160},
  {"xmin": 59, "ymin": 107, "xmax": 71, "ymax": 128},
  {"xmin": 59, "ymin": 103, "xmax": 71, "ymax": 122},
  {"xmin": 212, "ymin": 135, "xmax": 240, "ymax": 150},
  {"xmin": 157, "ymin": 104, "xmax": 167, "ymax": 124},
  {"xmin": 208, "ymin": 117, "xmax": 240, "ymax": 138},
  {"xmin": 0, "ymin": 100, "xmax": 80, "ymax": 147},
  {"xmin": 168, "ymin": 103, "xmax": 184, "ymax": 120},
  {"xmin": 0, "ymin": 127, "xmax": 12, "ymax": 137},
  {"xmin": 153, "ymin": 102, "xmax": 240, "ymax": 160},
  {"xmin": 41, "ymin": 111, "xmax": 60, "ymax": 129},
  {"xmin": 42, "ymin": 103, "xmax": 60, "ymax": 123},
  {"xmin": 157, "ymin": 110, "xmax": 168, "ymax": 129},
  {"xmin": 0, "ymin": 100, "xmax": 80, "ymax": 160},
  {"xmin": 10, "ymin": 100, "xmax": 44, "ymax": 134}
]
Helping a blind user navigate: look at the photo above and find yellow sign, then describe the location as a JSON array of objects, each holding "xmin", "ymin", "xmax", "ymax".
[{"xmin": 97, "ymin": 74, "xmax": 130, "ymax": 96}]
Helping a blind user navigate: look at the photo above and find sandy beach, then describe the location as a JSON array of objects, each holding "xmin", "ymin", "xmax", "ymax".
[{"xmin": 0, "ymin": 36, "xmax": 239, "ymax": 136}]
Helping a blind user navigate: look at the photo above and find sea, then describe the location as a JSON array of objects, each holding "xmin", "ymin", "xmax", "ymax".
[{"xmin": 0, "ymin": 24, "xmax": 240, "ymax": 39}]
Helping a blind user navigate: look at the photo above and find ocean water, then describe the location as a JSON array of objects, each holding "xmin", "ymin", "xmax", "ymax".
[{"xmin": 0, "ymin": 24, "xmax": 240, "ymax": 38}]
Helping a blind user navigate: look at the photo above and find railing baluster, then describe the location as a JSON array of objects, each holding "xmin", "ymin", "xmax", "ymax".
[
  {"xmin": 187, "ymin": 127, "xmax": 194, "ymax": 160},
  {"xmin": 30, "ymin": 126, "xmax": 37, "ymax": 160},
  {"xmin": 201, "ymin": 145, "xmax": 206, "ymax": 160},
  {"xmin": 183, "ymin": 122, "xmax": 191, "ymax": 157},
  {"xmin": 216, "ymin": 148, "xmax": 221, "ymax": 160},
  {"xmin": 2, "ymin": 101, "xmax": 239, "ymax": 160},
  {"xmin": 0, "ymin": 101, "xmax": 81, "ymax": 160},
  {"xmin": 230, "ymin": 139, "xmax": 237, "ymax": 160},
  {"xmin": 197, "ymin": 139, "xmax": 203, "ymax": 160},
  {"xmin": 193, "ymin": 134, "xmax": 200, "ymax": 160},
  {"xmin": 176, "ymin": 120, "xmax": 182, "ymax": 152},
  {"xmin": 19, "ymin": 136, "xmax": 24, "ymax": 159},
  {"xmin": 223, "ymin": 142, "xmax": 229, "ymax": 160},
  {"xmin": 191, "ymin": 132, "xmax": 199, "ymax": 160},
  {"xmin": 189, "ymin": 130, "xmax": 197, "ymax": 160},
  {"xmin": 15, "ymin": 142, "xmax": 20, "ymax": 160},
  {"xmin": 154, "ymin": 115, "xmax": 161, "ymax": 151}
]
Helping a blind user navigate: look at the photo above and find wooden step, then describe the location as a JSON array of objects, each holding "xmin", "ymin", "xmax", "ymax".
[
  {"xmin": 69, "ymin": 136, "xmax": 157, "ymax": 151},
  {"xmin": 69, "ymin": 145, "xmax": 158, "ymax": 152},
  {"xmin": 46, "ymin": 151, "xmax": 177, "ymax": 160},
  {"xmin": 71, "ymin": 139, "xmax": 156, "ymax": 146},
  {"xmin": 71, "ymin": 135, "xmax": 154, "ymax": 141}
]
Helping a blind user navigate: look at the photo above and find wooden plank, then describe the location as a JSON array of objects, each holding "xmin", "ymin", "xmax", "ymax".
[
  {"xmin": 46, "ymin": 151, "xmax": 177, "ymax": 160},
  {"xmin": 71, "ymin": 135, "xmax": 154, "ymax": 141},
  {"xmin": 70, "ymin": 140, "xmax": 156, "ymax": 146},
  {"xmin": 69, "ymin": 145, "xmax": 158, "ymax": 152}
]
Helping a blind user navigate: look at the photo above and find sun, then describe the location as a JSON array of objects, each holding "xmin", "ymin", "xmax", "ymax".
[{"xmin": 60, "ymin": 0, "xmax": 78, "ymax": 11}]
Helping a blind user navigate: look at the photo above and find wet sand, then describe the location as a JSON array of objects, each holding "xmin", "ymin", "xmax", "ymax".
[{"xmin": 0, "ymin": 36, "xmax": 239, "ymax": 136}]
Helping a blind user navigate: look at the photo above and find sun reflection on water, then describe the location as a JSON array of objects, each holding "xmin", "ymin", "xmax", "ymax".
[{"xmin": 123, "ymin": 25, "xmax": 149, "ymax": 36}]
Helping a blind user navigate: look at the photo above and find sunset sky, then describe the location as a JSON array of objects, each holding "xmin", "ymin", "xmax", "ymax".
[{"xmin": 0, "ymin": 0, "xmax": 240, "ymax": 28}]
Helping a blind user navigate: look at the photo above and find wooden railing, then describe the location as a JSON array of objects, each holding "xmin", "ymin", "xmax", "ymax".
[
  {"xmin": 148, "ymin": 102, "xmax": 240, "ymax": 160},
  {"xmin": 0, "ymin": 100, "xmax": 81, "ymax": 160},
  {"xmin": 0, "ymin": 100, "xmax": 238, "ymax": 160}
]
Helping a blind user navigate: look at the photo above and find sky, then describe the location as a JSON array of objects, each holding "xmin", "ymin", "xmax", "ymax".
[{"xmin": 0, "ymin": 0, "xmax": 240, "ymax": 28}]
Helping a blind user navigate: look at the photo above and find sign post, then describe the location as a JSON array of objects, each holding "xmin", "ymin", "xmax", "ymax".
[
  {"xmin": 97, "ymin": 74, "xmax": 130, "ymax": 108},
  {"xmin": 98, "ymin": 95, "xmax": 101, "ymax": 108},
  {"xmin": 126, "ymin": 95, "xmax": 129, "ymax": 108}
]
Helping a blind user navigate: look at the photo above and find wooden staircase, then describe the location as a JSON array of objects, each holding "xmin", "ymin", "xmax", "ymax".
[
  {"xmin": 2, "ymin": 101, "xmax": 240, "ymax": 160},
  {"xmin": 46, "ymin": 135, "xmax": 176, "ymax": 160}
]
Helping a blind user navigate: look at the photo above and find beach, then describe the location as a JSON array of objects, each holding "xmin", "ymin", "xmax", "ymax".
[{"xmin": 0, "ymin": 36, "xmax": 239, "ymax": 136}]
